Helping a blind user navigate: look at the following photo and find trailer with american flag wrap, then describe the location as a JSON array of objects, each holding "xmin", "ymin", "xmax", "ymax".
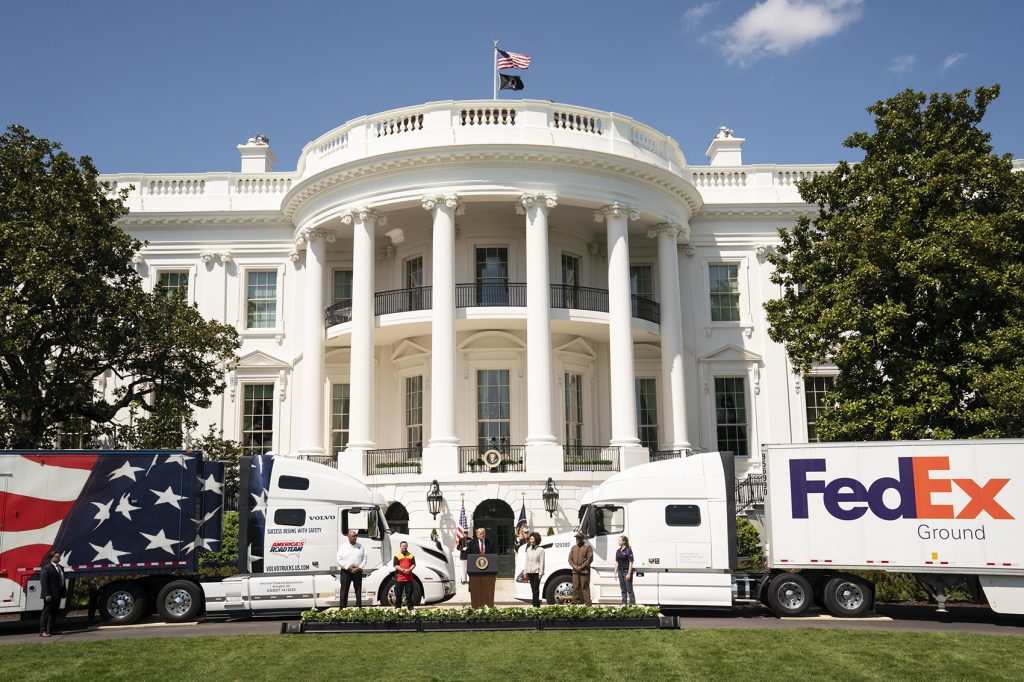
[{"xmin": 1, "ymin": 450, "xmax": 455, "ymax": 624}]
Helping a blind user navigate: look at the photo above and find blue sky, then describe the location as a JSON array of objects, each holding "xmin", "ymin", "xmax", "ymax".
[{"xmin": 2, "ymin": 1, "xmax": 1020, "ymax": 173}]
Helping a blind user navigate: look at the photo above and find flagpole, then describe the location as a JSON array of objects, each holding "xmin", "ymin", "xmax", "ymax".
[{"xmin": 493, "ymin": 40, "xmax": 499, "ymax": 99}]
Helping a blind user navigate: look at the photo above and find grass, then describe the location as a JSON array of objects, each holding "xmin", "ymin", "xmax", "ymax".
[{"xmin": 3, "ymin": 629, "xmax": 1022, "ymax": 681}]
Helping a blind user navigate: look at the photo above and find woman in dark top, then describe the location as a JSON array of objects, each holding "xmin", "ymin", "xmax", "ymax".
[{"xmin": 615, "ymin": 535, "xmax": 635, "ymax": 605}]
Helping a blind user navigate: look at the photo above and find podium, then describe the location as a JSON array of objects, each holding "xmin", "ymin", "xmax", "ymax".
[{"xmin": 467, "ymin": 553, "xmax": 499, "ymax": 608}]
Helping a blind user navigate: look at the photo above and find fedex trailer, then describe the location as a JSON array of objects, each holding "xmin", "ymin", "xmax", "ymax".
[{"xmin": 516, "ymin": 440, "xmax": 1024, "ymax": 617}]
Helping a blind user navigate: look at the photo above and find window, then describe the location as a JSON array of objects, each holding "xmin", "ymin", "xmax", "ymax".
[
  {"xmin": 475, "ymin": 247, "xmax": 508, "ymax": 305},
  {"xmin": 709, "ymin": 264, "xmax": 741, "ymax": 322},
  {"xmin": 331, "ymin": 383, "xmax": 350, "ymax": 452},
  {"xmin": 595, "ymin": 506, "xmax": 625, "ymax": 536},
  {"xmin": 156, "ymin": 270, "xmax": 189, "ymax": 298},
  {"xmin": 55, "ymin": 416, "xmax": 92, "ymax": 449},
  {"xmin": 630, "ymin": 264, "xmax": 654, "ymax": 299},
  {"xmin": 333, "ymin": 269, "xmax": 353, "ymax": 307},
  {"xmin": 405, "ymin": 376, "xmax": 423, "ymax": 448},
  {"xmin": 242, "ymin": 383, "xmax": 275, "ymax": 456},
  {"xmin": 560, "ymin": 254, "xmax": 581, "ymax": 308},
  {"xmin": 805, "ymin": 375, "xmax": 835, "ymax": 442},
  {"xmin": 273, "ymin": 509, "xmax": 306, "ymax": 526},
  {"xmin": 246, "ymin": 271, "xmax": 278, "ymax": 328},
  {"xmin": 714, "ymin": 377, "xmax": 748, "ymax": 457},
  {"xmin": 665, "ymin": 504, "xmax": 701, "ymax": 527},
  {"xmin": 403, "ymin": 257, "xmax": 426, "ymax": 311},
  {"xmin": 564, "ymin": 372, "xmax": 583, "ymax": 447},
  {"xmin": 477, "ymin": 369, "xmax": 510, "ymax": 449},
  {"xmin": 635, "ymin": 378, "xmax": 659, "ymax": 451},
  {"xmin": 278, "ymin": 475, "xmax": 310, "ymax": 491}
]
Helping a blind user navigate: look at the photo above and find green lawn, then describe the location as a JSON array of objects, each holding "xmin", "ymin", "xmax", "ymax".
[{"xmin": 4, "ymin": 629, "xmax": 1020, "ymax": 681}]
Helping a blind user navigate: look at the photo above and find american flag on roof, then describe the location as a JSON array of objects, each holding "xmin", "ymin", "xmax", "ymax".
[
  {"xmin": 496, "ymin": 48, "xmax": 531, "ymax": 70},
  {"xmin": 456, "ymin": 498, "xmax": 468, "ymax": 541},
  {"xmin": 0, "ymin": 452, "xmax": 223, "ymax": 586}
]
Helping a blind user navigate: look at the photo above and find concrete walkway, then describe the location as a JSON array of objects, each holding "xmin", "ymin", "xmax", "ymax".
[{"xmin": 434, "ymin": 578, "xmax": 521, "ymax": 607}]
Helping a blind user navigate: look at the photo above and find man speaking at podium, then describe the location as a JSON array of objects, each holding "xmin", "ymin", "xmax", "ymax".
[{"xmin": 467, "ymin": 527, "xmax": 493, "ymax": 555}]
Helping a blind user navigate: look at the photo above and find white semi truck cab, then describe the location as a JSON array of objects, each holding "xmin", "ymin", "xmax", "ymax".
[{"xmin": 517, "ymin": 441, "xmax": 1024, "ymax": 617}]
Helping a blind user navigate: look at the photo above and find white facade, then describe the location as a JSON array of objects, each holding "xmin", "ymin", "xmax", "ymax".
[{"xmin": 102, "ymin": 100, "xmax": 840, "ymax": 571}]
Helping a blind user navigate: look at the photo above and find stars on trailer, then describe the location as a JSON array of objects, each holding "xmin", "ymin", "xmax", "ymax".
[
  {"xmin": 164, "ymin": 453, "xmax": 194, "ymax": 469},
  {"xmin": 91, "ymin": 499, "xmax": 113, "ymax": 529},
  {"xmin": 115, "ymin": 493, "xmax": 141, "ymax": 521},
  {"xmin": 108, "ymin": 460, "xmax": 144, "ymax": 482},
  {"xmin": 183, "ymin": 532, "xmax": 216, "ymax": 555},
  {"xmin": 140, "ymin": 529, "xmax": 180, "ymax": 556},
  {"xmin": 200, "ymin": 473, "xmax": 223, "ymax": 495},
  {"xmin": 194, "ymin": 506, "xmax": 221, "ymax": 527},
  {"xmin": 151, "ymin": 485, "xmax": 186, "ymax": 510},
  {"xmin": 251, "ymin": 489, "xmax": 269, "ymax": 517},
  {"xmin": 90, "ymin": 540, "xmax": 130, "ymax": 564}
]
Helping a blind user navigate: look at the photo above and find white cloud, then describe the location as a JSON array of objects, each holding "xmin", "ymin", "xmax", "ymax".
[
  {"xmin": 715, "ymin": 0, "xmax": 864, "ymax": 66},
  {"xmin": 889, "ymin": 54, "xmax": 916, "ymax": 74},
  {"xmin": 940, "ymin": 52, "xmax": 967, "ymax": 73},
  {"xmin": 683, "ymin": 2, "xmax": 719, "ymax": 30}
]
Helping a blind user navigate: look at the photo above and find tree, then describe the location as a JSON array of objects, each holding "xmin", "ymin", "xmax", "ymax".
[
  {"xmin": 0, "ymin": 125, "xmax": 240, "ymax": 447},
  {"xmin": 766, "ymin": 86, "xmax": 1024, "ymax": 441}
]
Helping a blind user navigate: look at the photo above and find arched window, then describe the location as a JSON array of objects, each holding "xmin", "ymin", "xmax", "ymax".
[{"xmin": 385, "ymin": 501, "xmax": 410, "ymax": 535}]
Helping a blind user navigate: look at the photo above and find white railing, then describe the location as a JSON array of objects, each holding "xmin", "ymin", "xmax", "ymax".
[
  {"xmin": 315, "ymin": 133, "xmax": 348, "ymax": 158},
  {"xmin": 235, "ymin": 176, "xmax": 292, "ymax": 194},
  {"xmin": 146, "ymin": 178, "xmax": 205, "ymax": 196},
  {"xmin": 375, "ymin": 113, "xmax": 424, "ymax": 137},
  {"xmin": 460, "ymin": 107, "xmax": 517, "ymax": 126},
  {"xmin": 776, "ymin": 169, "xmax": 828, "ymax": 186},
  {"xmin": 691, "ymin": 170, "xmax": 747, "ymax": 188},
  {"xmin": 550, "ymin": 109, "xmax": 601, "ymax": 134}
]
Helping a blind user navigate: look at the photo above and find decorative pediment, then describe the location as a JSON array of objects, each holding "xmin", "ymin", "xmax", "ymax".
[
  {"xmin": 234, "ymin": 350, "xmax": 292, "ymax": 369},
  {"xmin": 699, "ymin": 344, "xmax": 763, "ymax": 364},
  {"xmin": 458, "ymin": 330, "xmax": 526, "ymax": 350},
  {"xmin": 391, "ymin": 339, "xmax": 430, "ymax": 361},
  {"xmin": 554, "ymin": 337, "xmax": 597, "ymax": 359}
]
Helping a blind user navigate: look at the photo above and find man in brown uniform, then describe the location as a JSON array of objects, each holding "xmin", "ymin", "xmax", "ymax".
[{"xmin": 568, "ymin": 531, "xmax": 593, "ymax": 605}]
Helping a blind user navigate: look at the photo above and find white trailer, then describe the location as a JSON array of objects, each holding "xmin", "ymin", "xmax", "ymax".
[{"xmin": 516, "ymin": 440, "xmax": 1024, "ymax": 617}]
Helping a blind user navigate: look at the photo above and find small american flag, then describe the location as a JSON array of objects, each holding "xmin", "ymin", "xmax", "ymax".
[
  {"xmin": 456, "ymin": 499, "xmax": 469, "ymax": 541},
  {"xmin": 496, "ymin": 48, "xmax": 531, "ymax": 70}
]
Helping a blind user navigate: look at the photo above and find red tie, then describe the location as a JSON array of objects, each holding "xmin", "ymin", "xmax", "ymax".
[{"xmin": 479, "ymin": 541, "xmax": 484, "ymax": 554}]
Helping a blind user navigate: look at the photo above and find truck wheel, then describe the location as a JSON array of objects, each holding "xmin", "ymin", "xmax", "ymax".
[
  {"xmin": 379, "ymin": 577, "xmax": 422, "ymax": 607},
  {"xmin": 766, "ymin": 573, "xmax": 813, "ymax": 617},
  {"xmin": 822, "ymin": 576, "xmax": 872, "ymax": 617},
  {"xmin": 98, "ymin": 582, "xmax": 148, "ymax": 625},
  {"xmin": 157, "ymin": 580, "xmax": 202, "ymax": 622},
  {"xmin": 544, "ymin": 573, "xmax": 575, "ymax": 605}
]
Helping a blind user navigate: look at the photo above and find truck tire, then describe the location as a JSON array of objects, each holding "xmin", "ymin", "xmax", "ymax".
[
  {"xmin": 766, "ymin": 573, "xmax": 813, "ymax": 617},
  {"xmin": 379, "ymin": 576, "xmax": 422, "ymax": 608},
  {"xmin": 544, "ymin": 572, "xmax": 575, "ymax": 605},
  {"xmin": 822, "ymin": 576, "xmax": 872, "ymax": 617},
  {"xmin": 98, "ymin": 582, "xmax": 148, "ymax": 625},
  {"xmin": 157, "ymin": 580, "xmax": 203, "ymax": 622}
]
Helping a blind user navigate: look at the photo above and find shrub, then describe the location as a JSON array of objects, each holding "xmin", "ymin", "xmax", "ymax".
[{"xmin": 735, "ymin": 517, "xmax": 764, "ymax": 568}]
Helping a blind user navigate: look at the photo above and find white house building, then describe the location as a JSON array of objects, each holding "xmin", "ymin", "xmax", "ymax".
[{"xmin": 102, "ymin": 100, "xmax": 841, "ymax": 575}]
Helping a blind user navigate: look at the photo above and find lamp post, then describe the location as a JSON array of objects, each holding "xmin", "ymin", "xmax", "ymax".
[
  {"xmin": 542, "ymin": 477, "xmax": 559, "ymax": 517},
  {"xmin": 427, "ymin": 479, "xmax": 444, "ymax": 519}
]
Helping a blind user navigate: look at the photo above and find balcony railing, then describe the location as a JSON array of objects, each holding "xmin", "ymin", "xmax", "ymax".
[
  {"xmin": 296, "ymin": 454, "xmax": 338, "ymax": 469},
  {"xmin": 376, "ymin": 286, "xmax": 432, "ymax": 315},
  {"xmin": 563, "ymin": 445, "xmax": 620, "ymax": 472},
  {"xmin": 326, "ymin": 284, "xmax": 660, "ymax": 326},
  {"xmin": 649, "ymin": 449, "xmax": 690, "ymax": 462},
  {"xmin": 631, "ymin": 295, "xmax": 660, "ymax": 324},
  {"xmin": 366, "ymin": 447, "xmax": 423, "ymax": 475},
  {"xmin": 736, "ymin": 473, "xmax": 766, "ymax": 512},
  {"xmin": 455, "ymin": 282, "xmax": 527, "ymax": 308},
  {"xmin": 458, "ymin": 444, "xmax": 527, "ymax": 473},
  {"xmin": 550, "ymin": 284, "xmax": 609, "ymax": 313}
]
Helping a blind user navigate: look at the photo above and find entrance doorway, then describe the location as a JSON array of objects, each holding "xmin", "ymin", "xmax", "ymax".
[
  {"xmin": 472, "ymin": 499, "xmax": 515, "ymax": 577},
  {"xmin": 385, "ymin": 501, "xmax": 409, "ymax": 535}
]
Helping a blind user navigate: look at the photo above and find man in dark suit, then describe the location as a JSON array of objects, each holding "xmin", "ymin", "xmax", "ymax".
[
  {"xmin": 39, "ymin": 551, "xmax": 67, "ymax": 637},
  {"xmin": 466, "ymin": 527, "xmax": 493, "ymax": 555}
]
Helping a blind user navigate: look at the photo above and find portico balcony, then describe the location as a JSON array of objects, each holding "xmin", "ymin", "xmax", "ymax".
[{"xmin": 325, "ymin": 284, "xmax": 659, "ymax": 327}]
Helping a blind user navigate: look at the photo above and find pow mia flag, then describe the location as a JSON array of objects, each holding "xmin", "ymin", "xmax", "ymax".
[{"xmin": 499, "ymin": 73, "xmax": 524, "ymax": 91}]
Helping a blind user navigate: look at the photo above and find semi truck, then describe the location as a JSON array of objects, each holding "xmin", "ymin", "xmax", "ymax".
[
  {"xmin": 1, "ymin": 450, "xmax": 455, "ymax": 624},
  {"xmin": 516, "ymin": 440, "xmax": 1024, "ymax": 617}
]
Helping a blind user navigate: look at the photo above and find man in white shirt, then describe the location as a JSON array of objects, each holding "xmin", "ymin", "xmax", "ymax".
[{"xmin": 336, "ymin": 530, "xmax": 367, "ymax": 607}]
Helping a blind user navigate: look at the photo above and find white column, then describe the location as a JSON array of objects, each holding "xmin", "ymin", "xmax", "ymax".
[
  {"xmin": 595, "ymin": 203, "xmax": 641, "ymax": 447},
  {"xmin": 296, "ymin": 227, "xmax": 334, "ymax": 456},
  {"xmin": 342, "ymin": 207, "xmax": 383, "ymax": 451},
  {"xmin": 424, "ymin": 195, "xmax": 462, "ymax": 448},
  {"xmin": 521, "ymin": 193, "xmax": 558, "ymax": 446},
  {"xmin": 650, "ymin": 223, "xmax": 691, "ymax": 451}
]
